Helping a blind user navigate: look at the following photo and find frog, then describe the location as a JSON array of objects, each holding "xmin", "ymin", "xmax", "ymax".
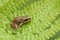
[{"xmin": 11, "ymin": 16, "xmax": 31, "ymax": 29}]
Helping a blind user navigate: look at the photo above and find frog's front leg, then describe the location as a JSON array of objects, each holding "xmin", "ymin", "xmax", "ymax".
[{"xmin": 18, "ymin": 23, "xmax": 23, "ymax": 27}]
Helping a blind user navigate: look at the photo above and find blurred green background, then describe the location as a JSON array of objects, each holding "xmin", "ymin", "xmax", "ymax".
[{"xmin": 0, "ymin": 0, "xmax": 60, "ymax": 40}]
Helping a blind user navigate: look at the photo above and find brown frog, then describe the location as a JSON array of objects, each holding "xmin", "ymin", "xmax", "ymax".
[{"xmin": 11, "ymin": 16, "xmax": 31, "ymax": 29}]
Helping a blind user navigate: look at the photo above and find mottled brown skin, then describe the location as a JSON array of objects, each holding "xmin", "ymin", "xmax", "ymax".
[{"xmin": 11, "ymin": 16, "xmax": 31, "ymax": 29}]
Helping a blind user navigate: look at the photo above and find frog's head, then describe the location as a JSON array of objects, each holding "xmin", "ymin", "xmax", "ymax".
[{"xmin": 22, "ymin": 16, "xmax": 31, "ymax": 23}]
